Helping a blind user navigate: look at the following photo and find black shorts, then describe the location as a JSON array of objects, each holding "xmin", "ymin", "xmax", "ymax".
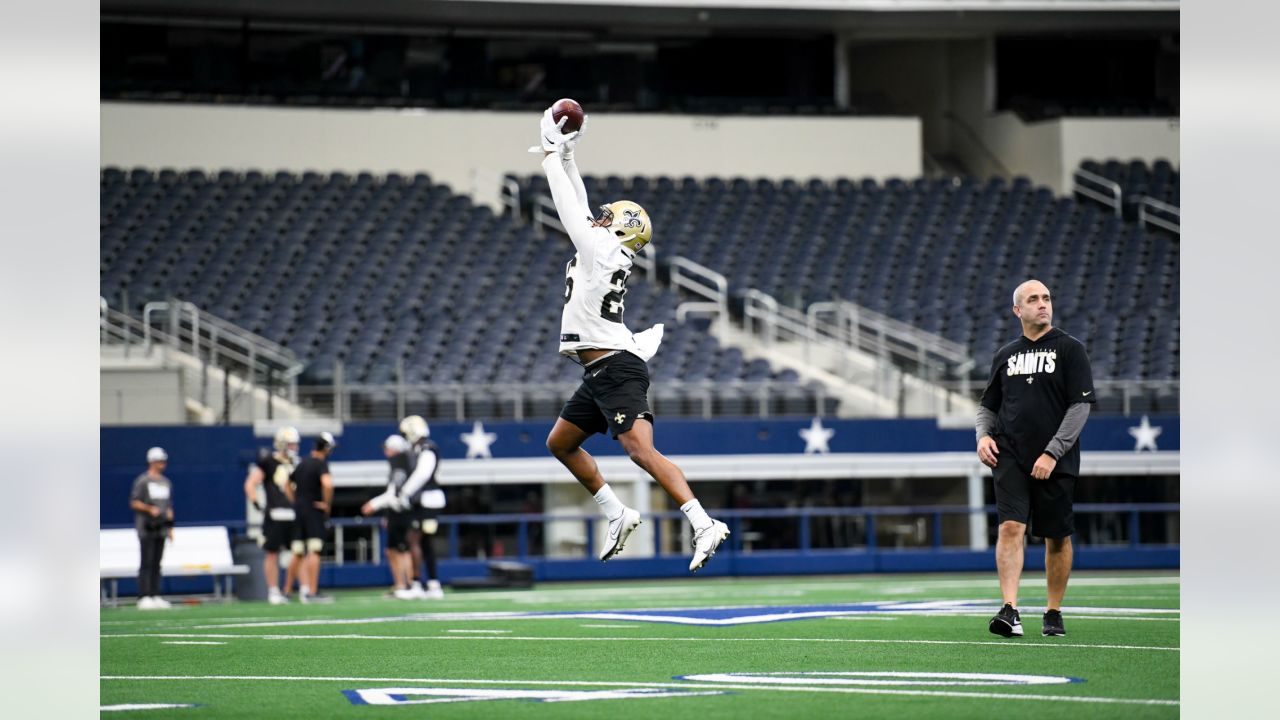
[
  {"xmin": 260, "ymin": 516, "xmax": 294, "ymax": 553},
  {"xmin": 559, "ymin": 351, "xmax": 654, "ymax": 439},
  {"xmin": 993, "ymin": 454, "xmax": 1076, "ymax": 539},
  {"xmin": 295, "ymin": 507, "xmax": 327, "ymax": 543},
  {"xmin": 386, "ymin": 512, "xmax": 414, "ymax": 552}
]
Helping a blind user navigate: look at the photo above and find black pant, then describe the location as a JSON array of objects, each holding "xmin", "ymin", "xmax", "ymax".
[{"xmin": 138, "ymin": 533, "xmax": 165, "ymax": 597}]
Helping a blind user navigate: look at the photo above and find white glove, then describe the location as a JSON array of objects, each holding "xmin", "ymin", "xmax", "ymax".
[
  {"xmin": 561, "ymin": 113, "xmax": 588, "ymax": 159},
  {"xmin": 527, "ymin": 107, "xmax": 581, "ymax": 155}
]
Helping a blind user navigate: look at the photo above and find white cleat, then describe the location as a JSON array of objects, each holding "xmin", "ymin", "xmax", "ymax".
[
  {"xmin": 150, "ymin": 596, "xmax": 172, "ymax": 609},
  {"xmin": 393, "ymin": 587, "xmax": 418, "ymax": 600},
  {"xmin": 408, "ymin": 581, "xmax": 427, "ymax": 599},
  {"xmin": 423, "ymin": 580, "xmax": 444, "ymax": 600},
  {"xmin": 137, "ymin": 596, "xmax": 157, "ymax": 610},
  {"xmin": 267, "ymin": 588, "xmax": 289, "ymax": 605},
  {"xmin": 689, "ymin": 520, "xmax": 730, "ymax": 573},
  {"xmin": 599, "ymin": 507, "xmax": 642, "ymax": 562}
]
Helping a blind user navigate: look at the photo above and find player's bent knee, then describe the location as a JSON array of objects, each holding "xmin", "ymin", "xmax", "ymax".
[
  {"xmin": 306, "ymin": 538, "xmax": 324, "ymax": 554},
  {"xmin": 998, "ymin": 520, "xmax": 1026, "ymax": 536},
  {"xmin": 290, "ymin": 540, "xmax": 305, "ymax": 555},
  {"xmin": 421, "ymin": 519, "xmax": 439, "ymax": 535}
]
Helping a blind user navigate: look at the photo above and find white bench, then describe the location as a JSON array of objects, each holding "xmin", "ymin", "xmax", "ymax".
[{"xmin": 100, "ymin": 526, "xmax": 249, "ymax": 604}]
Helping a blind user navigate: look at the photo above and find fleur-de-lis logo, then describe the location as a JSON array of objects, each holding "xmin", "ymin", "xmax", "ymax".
[{"xmin": 622, "ymin": 209, "xmax": 643, "ymax": 228}]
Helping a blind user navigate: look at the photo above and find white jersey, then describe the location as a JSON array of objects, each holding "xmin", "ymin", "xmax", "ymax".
[{"xmin": 542, "ymin": 154, "xmax": 663, "ymax": 360}]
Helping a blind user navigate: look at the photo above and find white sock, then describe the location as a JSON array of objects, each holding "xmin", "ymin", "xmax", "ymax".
[
  {"xmin": 593, "ymin": 483, "xmax": 625, "ymax": 521},
  {"xmin": 681, "ymin": 499, "xmax": 713, "ymax": 532}
]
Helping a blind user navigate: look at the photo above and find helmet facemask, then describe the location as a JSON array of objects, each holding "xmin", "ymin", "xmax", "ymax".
[{"xmin": 593, "ymin": 201, "xmax": 652, "ymax": 253}]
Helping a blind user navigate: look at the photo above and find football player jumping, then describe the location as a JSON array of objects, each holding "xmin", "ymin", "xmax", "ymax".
[{"xmin": 531, "ymin": 106, "xmax": 730, "ymax": 572}]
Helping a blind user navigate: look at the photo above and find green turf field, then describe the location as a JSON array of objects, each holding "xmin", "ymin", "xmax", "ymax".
[{"xmin": 100, "ymin": 571, "xmax": 1179, "ymax": 717}]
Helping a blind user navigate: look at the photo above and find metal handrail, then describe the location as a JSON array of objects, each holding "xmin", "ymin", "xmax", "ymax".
[
  {"xmin": 669, "ymin": 256, "xmax": 728, "ymax": 324},
  {"xmin": 1138, "ymin": 196, "xmax": 1180, "ymax": 235},
  {"xmin": 1073, "ymin": 168, "xmax": 1123, "ymax": 218},
  {"xmin": 298, "ymin": 377, "xmax": 820, "ymax": 422},
  {"xmin": 141, "ymin": 300, "xmax": 303, "ymax": 380}
]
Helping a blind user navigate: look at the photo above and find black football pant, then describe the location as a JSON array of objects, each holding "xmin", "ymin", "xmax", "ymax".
[{"xmin": 138, "ymin": 533, "xmax": 166, "ymax": 597}]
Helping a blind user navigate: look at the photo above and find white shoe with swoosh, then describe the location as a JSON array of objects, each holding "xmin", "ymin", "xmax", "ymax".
[
  {"xmin": 599, "ymin": 507, "xmax": 642, "ymax": 561},
  {"xmin": 689, "ymin": 520, "xmax": 730, "ymax": 573}
]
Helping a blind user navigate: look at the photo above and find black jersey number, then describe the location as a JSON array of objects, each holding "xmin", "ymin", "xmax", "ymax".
[
  {"xmin": 600, "ymin": 269, "xmax": 629, "ymax": 323},
  {"xmin": 563, "ymin": 257, "xmax": 576, "ymax": 305}
]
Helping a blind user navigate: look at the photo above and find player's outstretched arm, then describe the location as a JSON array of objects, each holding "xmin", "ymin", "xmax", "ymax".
[{"xmin": 542, "ymin": 152, "xmax": 597, "ymax": 257}]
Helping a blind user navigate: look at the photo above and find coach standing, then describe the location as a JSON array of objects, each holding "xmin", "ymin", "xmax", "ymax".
[
  {"xmin": 129, "ymin": 447, "xmax": 174, "ymax": 610},
  {"xmin": 976, "ymin": 279, "xmax": 1094, "ymax": 638}
]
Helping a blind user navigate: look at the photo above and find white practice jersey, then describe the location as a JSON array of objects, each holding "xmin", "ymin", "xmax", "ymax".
[{"xmin": 542, "ymin": 154, "xmax": 663, "ymax": 360}]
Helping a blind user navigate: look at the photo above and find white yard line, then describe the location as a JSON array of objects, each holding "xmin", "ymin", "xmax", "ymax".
[
  {"xmin": 161, "ymin": 641, "xmax": 227, "ymax": 645},
  {"xmin": 445, "ymin": 630, "xmax": 512, "ymax": 634},
  {"xmin": 101, "ymin": 633, "xmax": 1178, "ymax": 652},
  {"xmin": 98, "ymin": 674, "xmax": 1178, "ymax": 707}
]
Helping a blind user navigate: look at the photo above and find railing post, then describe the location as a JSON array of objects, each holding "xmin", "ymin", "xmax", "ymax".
[
  {"xmin": 798, "ymin": 509, "xmax": 811, "ymax": 551},
  {"xmin": 865, "ymin": 514, "xmax": 877, "ymax": 551},
  {"xmin": 334, "ymin": 525, "xmax": 344, "ymax": 565},
  {"xmin": 333, "ymin": 360, "xmax": 345, "ymax": 422},
  {"xmin": 1129, "ymin": 510, "xmax": 1141, "ymax": 548},
  {"xmin": 517, "ymin": 521, "xmax": 528, "ymax": 559},
  {"xmin": 395, "ymin": 358, "xmax": 406, "ymax": 421},
  {"xmin": 448, "ymin": 522, "xmax": 460, "ymax": 559}
]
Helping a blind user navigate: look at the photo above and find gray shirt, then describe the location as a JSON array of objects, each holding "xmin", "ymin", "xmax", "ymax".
[{"xmin": 130, "ymin": 472, "xmax": 172, "ymax": 536}]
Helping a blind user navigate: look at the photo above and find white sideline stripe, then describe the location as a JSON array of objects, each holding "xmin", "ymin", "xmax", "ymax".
[
  {"xmin": 446, "ymin": 630, "xmax": 512, "ymax": 634},
  {"xmin": 580, "ymin": 624, "xmax": 639, "ymax": 628},
  {"xmin": 101, "ymin": 633, "xmax": 1178, "ymax": 652},
  {"xmin": 101, "ymin": 703, "xmax": 197, "ymax": 712},
  {"xmin": 98, "ymin": 675, "xmax": 1177, "ymax": 707},
  {"xmin": 161, "ymin": 641, "xmax": 227, "ymax": 645}
]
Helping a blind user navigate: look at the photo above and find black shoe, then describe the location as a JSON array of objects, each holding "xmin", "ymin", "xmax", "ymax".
[
  {"xmin": 988, "ymin": 603, "xmax": 1024, "ymax": 637},
  {"xmin": 1042, "ymin": 609, "xmax": 1065, "ymax": 637}
]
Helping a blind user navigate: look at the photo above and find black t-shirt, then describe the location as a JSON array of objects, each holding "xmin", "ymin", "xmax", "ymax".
[
  {"xmin": 980, "ymin": 327, "xmax": 1096, "ymax": 476},
  {"xmin": 292, "ymin": 456, "xmax": 329, "ymax": 507},
  {"xmin": 257, "ymin": 453, "xmax": 294, "ymax": 510}
]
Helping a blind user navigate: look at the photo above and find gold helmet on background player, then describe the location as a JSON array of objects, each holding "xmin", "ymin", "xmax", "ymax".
[
  {"xmin": 399, "ymin": 415, "xmax": 430, "ymax": 444},
  {"xmin": 592, "ymin": 200, "xmax": 652, "ymax": 253},
  {"xmin": 273, "ymin": 426, "xmax": 301, "ymax": 458}
]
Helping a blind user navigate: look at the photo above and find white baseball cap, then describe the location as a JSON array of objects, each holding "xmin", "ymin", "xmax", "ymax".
[
  {"xmin": 146, "ymin": 447, "xmax": 168, "ymax": 462},
  {"xmin": 384, "ymin": 435, "xmax": 411, "ymax": 454}
]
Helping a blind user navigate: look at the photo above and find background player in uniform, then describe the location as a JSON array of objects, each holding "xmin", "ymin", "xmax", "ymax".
[
  {"xmin": 977, "ymin": 279, "xmax": 1095, "ymax": 638},
  {"xmin": 129, "ymin": 447, "xmax": 174, "ymax": 610},
  {"xmin": 398, "ymin": 415, "xmax": 446, "ymax": 600},
  {"xmin": 243, "ymin": 426, "xmax": 303, "ymax": 604},
  {"xmin": 532, "ymin": 105, "xmax": 730, "ymax": 573},
  {"xmin": 362, "ymin": 434, "xmax": 416, "ymax": 598},
  {"xmin": 291, "ymin": 432, "xmax": 337, "ymax": 604}
]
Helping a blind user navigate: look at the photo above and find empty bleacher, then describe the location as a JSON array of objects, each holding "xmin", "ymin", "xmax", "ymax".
[
  {"xmin": 517, "ymin": 173, "xmax": 1179, "ymax": 385},
  {"xmin": 100, "ymin": 167, "xmax": 830, "ymax": 420}
]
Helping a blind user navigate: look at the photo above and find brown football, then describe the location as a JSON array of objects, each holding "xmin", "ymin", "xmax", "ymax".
[{"xmin": 551, "ymin": 98, "xmax": 585, "ymax": 133}]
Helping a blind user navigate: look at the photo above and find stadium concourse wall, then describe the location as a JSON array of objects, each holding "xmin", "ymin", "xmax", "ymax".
[
  {"xmin": 100, "ymin": 101, "xmax": 922, "ymax": 209},
  {"xmin": 100, "ymin": 416, "xmax": 1179, "ymax": 594}
]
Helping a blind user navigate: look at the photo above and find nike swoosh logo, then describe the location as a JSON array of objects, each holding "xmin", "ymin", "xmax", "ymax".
[
  {"xmin": 1082, "ymin": 391, "xmax": 1092, "ymax": 396},
  {"xmin": 593, "ymin": 370, "xmax": 602, "ymax": 377}
]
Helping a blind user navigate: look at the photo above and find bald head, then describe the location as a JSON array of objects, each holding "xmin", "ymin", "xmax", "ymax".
[
  {"xmin": 1013, "ymin": 279, "xmax": 1049, "ymax": 308},
  {"xmin": 1011, "ymin": 279, "xmax": 1053, "ymax": 335}
]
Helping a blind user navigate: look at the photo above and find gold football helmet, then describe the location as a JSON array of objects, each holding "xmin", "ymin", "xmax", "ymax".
[{"xmin": 593, "ymin": 200, "xmax": 652, "ymax": 253}]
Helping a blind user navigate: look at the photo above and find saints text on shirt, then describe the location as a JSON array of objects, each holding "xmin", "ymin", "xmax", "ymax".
[{"xmin": 1006, "ymin": 350, "xmax": 1057, "ymax": 376}]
